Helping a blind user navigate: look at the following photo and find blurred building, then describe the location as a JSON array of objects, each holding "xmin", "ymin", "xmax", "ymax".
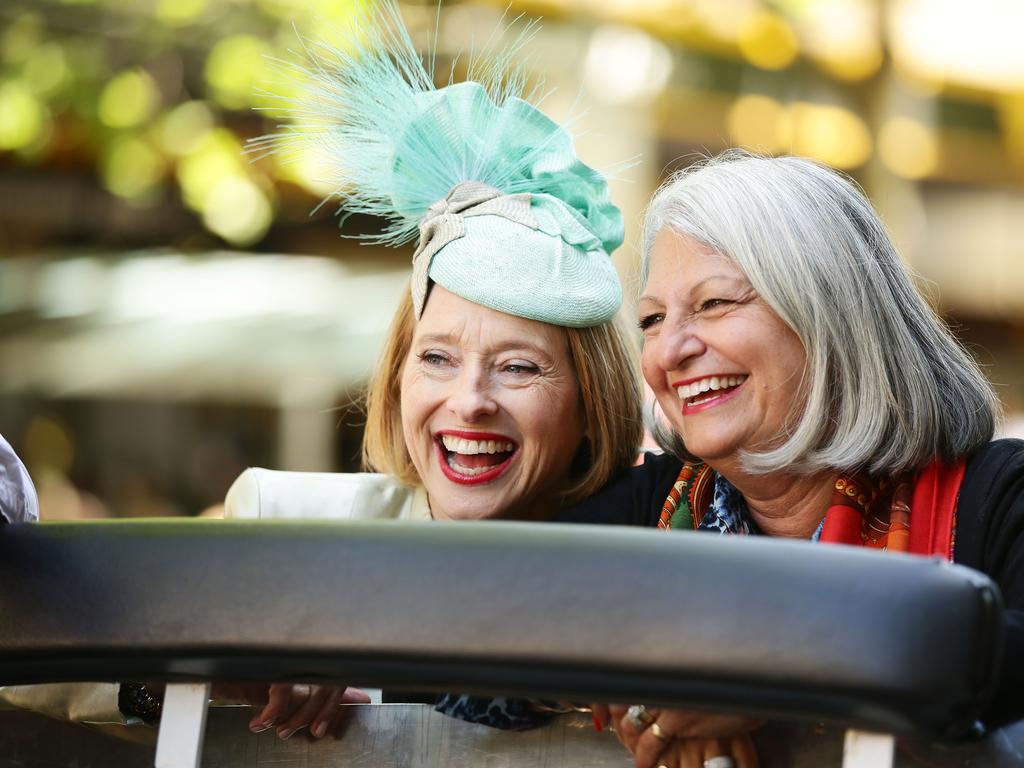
[{"xmin": 0, "ymin": 0, "xmax": 1022, "ymax": 518}]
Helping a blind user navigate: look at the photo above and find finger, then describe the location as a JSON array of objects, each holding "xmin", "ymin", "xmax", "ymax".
[
  {"xmin": 247, "ymin": 685, "xmax": 277, "ymax": 732},
  {"xmin": 310, "ymin": 687, "xmax": 349, "ymax": 739},
  {"xmin": 633, "ymin": 722, "xmax": 672, "ymax": 768},
  {"xmin": 616, "ymin": 707, "xmax": 649, "ymax": 753},
  {"xmin": 258, "ymin": 683, "xmax": 303, "ymax": 732},
  {"xmin": 590, "ymin": 703, "xmax": 612, "ymax": 731},
  {"xmin": 700, "ymin": 738, "xmax": 726, "ymax": 766},
  {"xmin": 341, "ymin": 687, "xmax": 371, "ymax": 704},
  {"xmin": 275, "ymin": 685, "xmax": 325, "ymax": 739},
  {"xmin": 607, "ymin": 704, "xmax": 630, "ymax": 746},
  {"xmin": 676, "ymin": 739, "xmax": 707, "ymax": 768},
  {"xmin": 732, "ymin": 735, "xmax": 760, "ymax": 768}
]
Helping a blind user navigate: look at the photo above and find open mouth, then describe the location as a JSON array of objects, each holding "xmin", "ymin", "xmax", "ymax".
[
  {"xmin": 435, "ymin": 432, "xmax": 519, "ymax": 485},
  {"xmin": 676, "ymin": 375, "xmax": 748, "ymax": 411}
]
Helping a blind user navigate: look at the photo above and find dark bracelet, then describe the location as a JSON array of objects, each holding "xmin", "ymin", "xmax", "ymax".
[{"xmin": 118, "ymin": 682, "xmax": 163, "ymax": 723}]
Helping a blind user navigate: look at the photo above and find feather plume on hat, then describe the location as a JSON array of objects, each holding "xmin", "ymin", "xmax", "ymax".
[{"xmin": 250, "ymin": 0, "xmax": 624, "ymax": 327}]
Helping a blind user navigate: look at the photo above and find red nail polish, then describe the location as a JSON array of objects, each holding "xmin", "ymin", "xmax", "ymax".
[{"xmin": 592, "ymin": 713, "xmax": 603, "ymax": 732}]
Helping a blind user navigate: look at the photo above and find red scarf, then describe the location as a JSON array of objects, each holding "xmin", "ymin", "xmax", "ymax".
[
  {"xmin": 660, "ymin": 459, "xmax": 966, "ymax": 560},
  {"xmin": 819, "ymin": 459, "xmax": 966, "ymax": 560}
]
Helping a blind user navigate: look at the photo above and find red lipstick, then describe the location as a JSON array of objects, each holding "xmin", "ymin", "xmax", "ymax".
[{"xmin": 434, "ymin": 430, "xmax": 518, "ymax": 486}]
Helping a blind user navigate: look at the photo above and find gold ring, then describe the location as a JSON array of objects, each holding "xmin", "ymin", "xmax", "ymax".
[{"xmin": 650, "ymin": 722, "xmax": 671, "ymax": 742}]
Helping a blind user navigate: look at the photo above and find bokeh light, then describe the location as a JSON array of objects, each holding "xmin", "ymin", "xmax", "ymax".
[
  {"xmin": 101, "ymin": 135, "xmax": 167, "ymax": 199},
  {"xmin": 24, "ymin": 42, "xmax": 70, "ymax": 97},
  {"xmin": 879, "ymin": 117, "xmax": 939, "ymax": 179},
  {"xmin": 1, "ymin": 15, "xmax": 44, "ymax": 65},
  {"xmin": 789, "ymin": 102, "xmax": 872, "ymax": 169},
  {"xmin": 728, "ymin": 94, "xmax": 788, "ymax": 153},
  {"xmin": 0, "ymin": 81, "xmax": 49, "ymax": 151},
  {"xmin": 159, "ymin": 101, "xmax": 216, "ymax": 156},
  {"xmin": 24, "ymin": 416, "xmax": 75, "ymax": 475},
  {"xmin": 201, "ymin": 176, "xmax": 273, "ymax": 245},
  {"xmin": 156, "ymin": 0, "xmax": 209, "ymax": 26},
  {"xmin": 176, "ymin": 128, "xmax": 248, "ymax": 211},
  {"xmin": 583, "ymin": 25, "xmax": 673, "ymax": 105},
  {"xmin": 98, "ymin": 69, "xmax": 160, "ymax": 129},
  {"xmin": 737, "ymin": 10, "xmax": 799, "ymax": 71},
  {"xmin": 204, "ymin": 34, "xmax": 272, "ymax": 110}
]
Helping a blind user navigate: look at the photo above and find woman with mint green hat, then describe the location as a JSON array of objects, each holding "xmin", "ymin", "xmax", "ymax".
[
  {"xmin": 0, "ymin": 0, "xmax": 643, "ymax": 738},
  {"xmin": 224, "ymin": 0, "xmax": 644, "ymax": 740}
]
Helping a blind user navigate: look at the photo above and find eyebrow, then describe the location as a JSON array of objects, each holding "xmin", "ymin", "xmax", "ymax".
[
  {"xmin": 639, "ymin": 274, "xmax": 749, "ymax": 305},
  {"xmin": 412, "ymin": 333, "xmax": 555, "ymax": 358}
]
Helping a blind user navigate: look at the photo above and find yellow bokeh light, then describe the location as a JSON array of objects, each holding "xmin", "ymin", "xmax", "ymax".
[
  {"xmin": 160, "ymin": 100, "xmax": 215, "ymax": 156},
  {"xmin": 272, "ymin": 146, "xmax": 338, "ymax": 197},
  {"xmin": 790, "ymin": 102, "xmax": 872, "ymax": 169},
  {"xmin": 738, "ymin": 11, "xmax": 799, "ymax": 71},
  {"xmin": 0, "ymin": 81, "xmax": 48, "ymax": 151},
  {"xmin": 98, "ymin": 69, "xmax": 160, "ymax": 129},
  {"xmin": 816, "ymin": 41, "xmax": 883, "ymax": 82},
  {"xmin": 728, "ymin": 94, "xmax": 788, "ymax": 153},
  {"xmin": 25, "ymin": 42, "xmax": 69, "ymax": 96},
  {"xmin": 204, "ymin": 35, "xmax": 272, "ymax": 110},
  {"xmin": 2, "ymin": 15, "xmax": 43, "ymax": 65},
  {"xmin": 202, "ymin": 176, "xmax": 273, "ymax": 246},
  {"xmin": 878, "ymin": 117, "xmax": 939, "ymax": 179},
  {"xmin": 176, "ymin": 128, "xmax": 247, "ymax": 210},
  {"xmin": 156, "ymin": 0, "xmax": 207, "ymax": 25},
  {"xmin": 24, "ymin": 416, "xmax": 75, "ymax": 475},
  {"xmin": 102, "ymin": 136, "xmax": 166, "ymax": 199}
]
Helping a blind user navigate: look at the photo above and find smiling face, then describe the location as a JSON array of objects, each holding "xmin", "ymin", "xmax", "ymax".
[
  {"xmin": 400, "ymin": 286, "xmax": 586, "ymax": 521},
  {"xmin": 639, "ymin": 229, "xmax": 807, "ymax": 470}
]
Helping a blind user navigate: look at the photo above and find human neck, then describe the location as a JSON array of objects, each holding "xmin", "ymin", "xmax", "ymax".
[{"xmin": 709, "ymin": 460, "xmax": 834, "ymax": 539}]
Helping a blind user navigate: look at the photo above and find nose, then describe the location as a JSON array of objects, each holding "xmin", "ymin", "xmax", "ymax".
[
  {"xmin": 446, "ymin": 368, "xmax": 498, "ymax": 422},
  {"xmin": 646, "ymin": 317, "xmax": 706, "ymax": 375}
]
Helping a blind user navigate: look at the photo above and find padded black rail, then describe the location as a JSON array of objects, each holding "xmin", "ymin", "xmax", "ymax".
[{"xmin": 0, "ymin": 520, "xmax": 1003, "ymax": 741}]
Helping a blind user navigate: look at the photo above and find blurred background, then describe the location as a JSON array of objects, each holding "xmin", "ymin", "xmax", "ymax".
[{"xmin": 1, "ymin": 0, "xmax": 1022, "ymax": 519}]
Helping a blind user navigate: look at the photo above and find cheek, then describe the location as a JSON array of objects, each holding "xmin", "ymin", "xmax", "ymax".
[
  {"xmin": 399, "ymin": 374, "xmax": 431, "ymax": 444},
  {"xmin": 519, "ymin": 388, "xmax": 583, "ymax": 453},
  {"xmin": 640, "ymin": 345, "xmax": 667, "ymax": 392}
]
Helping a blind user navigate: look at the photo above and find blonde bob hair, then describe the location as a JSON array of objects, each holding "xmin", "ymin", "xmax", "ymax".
[
  {"xmin": 363, "ymin": 286, "xmax": 643, "ymax": 505},
  {"xmin": 643, "ymin": 151, "xmax": 999, "ymax": 476}
]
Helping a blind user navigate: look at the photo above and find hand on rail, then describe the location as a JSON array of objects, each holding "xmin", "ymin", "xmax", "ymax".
[
  {"xmin": 591, "ymin": 703, "xmax": 761, "ymax": 768},
  {"xmin": 213, "ymin": 683, "xmax": 371, "ymax": 739}
]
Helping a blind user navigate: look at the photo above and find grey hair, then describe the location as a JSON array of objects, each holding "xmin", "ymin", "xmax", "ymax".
[{"xmin": 642, "ymin": 150, "xmax": 999, "ymax": 476}]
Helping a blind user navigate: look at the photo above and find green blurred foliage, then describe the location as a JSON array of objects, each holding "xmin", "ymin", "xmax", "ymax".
[{"xmin": 0, "ymin": 0, "xmax": 371, "ymax": 246}]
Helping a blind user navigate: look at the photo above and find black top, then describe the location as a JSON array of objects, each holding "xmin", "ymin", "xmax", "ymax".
[{"xmin": 559, "ymin": 438, "xmax": 1024, "ymax": 726}]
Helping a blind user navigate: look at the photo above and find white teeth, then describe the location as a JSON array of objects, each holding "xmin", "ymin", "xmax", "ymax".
[
  {"xmin": 440, "ymin": 435, "xmax": 515, "ymax": 454},
  {"xmin": 446, "ymin": 455, "xmax": 494, "ymax": 476},
  {"xmin": 675, "ymin": 375, "xmax": 747, "ymax": 400}
]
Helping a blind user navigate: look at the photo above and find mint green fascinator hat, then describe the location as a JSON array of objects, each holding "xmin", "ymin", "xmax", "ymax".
[{"xmin": 251, "ymin": 1, "xmax": 623, "ymax": 328}]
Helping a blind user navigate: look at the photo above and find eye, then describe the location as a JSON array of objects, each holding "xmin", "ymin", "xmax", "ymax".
[
  {"xmin": 638, "ymin": 313, "xmax": 664, "ymax": 331},
  {"xmin": 697, "ymin": 298, "xmax": 732, "ymax": 312},
  {"xmin": 501, "ymin": 361, "xmax": 540, "ymax": 376},
  {"xmin": 419, "ymin": 351, "xmax": 452, "ymax": 367}
]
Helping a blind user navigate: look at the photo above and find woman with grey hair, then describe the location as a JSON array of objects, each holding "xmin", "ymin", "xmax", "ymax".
[{"xmin": 563, "ymin": 151, "xmax": 1023, "ymax": 768}]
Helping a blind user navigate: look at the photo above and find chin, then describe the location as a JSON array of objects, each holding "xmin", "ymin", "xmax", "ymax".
[{"xmin": 428, "ymin": 491, "xmax": 505, "ymax": 521}]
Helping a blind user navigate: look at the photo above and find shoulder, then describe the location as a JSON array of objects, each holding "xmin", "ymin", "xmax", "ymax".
[
  {"xmin": 557, "ymin": 452, "xmax": 684, "ymax": 526},
  {"xmin": 224, "ymin": 468, "xmax": 416, "ymax": 520},
  {"xmin": 959, "ymin": 438, "xmax": 1024, "ymax": 517},
  {"xmin": 964, "ymin": 438, "xmax": 1024, "ymax": 478},
  {"xmin": 955, "ymin": 439, "xmax": 1024, "ymax": 569}
]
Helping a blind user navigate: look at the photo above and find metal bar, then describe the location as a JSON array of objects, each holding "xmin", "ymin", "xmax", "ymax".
[
  {"xmin": 155, "ymin": 682, "xmax": 212, "ymax": 768},
  {"xmin": 842, "ymin": 729, "xmax": 895, "ymax": 768}
]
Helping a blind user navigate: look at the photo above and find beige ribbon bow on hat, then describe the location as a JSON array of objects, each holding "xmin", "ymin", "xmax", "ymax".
[{"xmin": 410, "ymin": 180, "xmax": 538, "ymax": 317}]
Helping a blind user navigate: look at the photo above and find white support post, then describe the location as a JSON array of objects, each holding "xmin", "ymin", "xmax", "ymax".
[
  {"xmin": 155, "ymin": 682, "xmax": 212, "ymax": 768},
  {"xmin": 842, "ymin": 729, "xmax": 895, "ymax": 768}
]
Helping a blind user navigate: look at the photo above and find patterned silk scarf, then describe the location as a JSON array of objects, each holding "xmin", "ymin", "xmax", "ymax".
[{"xmin": 658, "ymin": 459, "xmax": 965, "ymax": 558}]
